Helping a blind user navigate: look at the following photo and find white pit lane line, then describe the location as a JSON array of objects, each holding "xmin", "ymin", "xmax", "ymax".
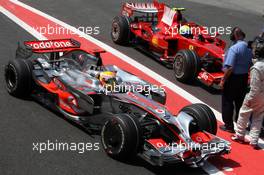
[{"xmin": 0, "ymin": 0, "xmax": 262, "ymax": 174}]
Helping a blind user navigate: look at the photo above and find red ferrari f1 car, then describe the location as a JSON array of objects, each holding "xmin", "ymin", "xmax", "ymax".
[
  {"xmin": 5, "ymin": 39, "xmax": 230, "ymax": 167},
  {"xmin": 111, "ymin": 1, "xmax": 226, "ymax": 88}
]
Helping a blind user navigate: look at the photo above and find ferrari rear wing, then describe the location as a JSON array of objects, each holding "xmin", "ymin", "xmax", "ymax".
[
  {"xmin": 24, "ymin": 38, "xmax": 80, "ymax": 53},
  {"xmin": 122, "ymin": 1, "xmax": 166, "ymax": 16},
  {"xmin": 123, "ymin": 2, "xmax": 159, "ymax": 13}
]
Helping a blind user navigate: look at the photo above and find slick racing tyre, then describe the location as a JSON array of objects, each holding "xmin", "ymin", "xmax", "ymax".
[
  {"xmin": 181, "ymin": 103, "xmax": 217, "ymax": 135},
  {"xmin": 111, "ymin": 16, "xmax": 130, "ymax": 45},
  {"xmin": 5, "ymin": 59, "xmax": 32, "ymax": 97},
  {"xmin": 173, "ymin": 50, "xmax": 200, "ymax": 82},
  {"xmin": 101, "ymin": 114, "xmax": 142, "ymax": 160}
]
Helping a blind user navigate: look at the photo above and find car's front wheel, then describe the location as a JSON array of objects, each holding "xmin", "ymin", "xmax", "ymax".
[
  {"xmin": 101, "ymin": 113, "xmax": 142, "ymax": 160},
  {"xmin": 181, "ymin": 103, "xmax": 217, "ymax": 135},
  {"xmin": 111, "ymin": 16, "xmax": 130, "ymax": 45},
  {"xmin": 173, "ymin": 50, "xmax": 200, "ymax": 83}
]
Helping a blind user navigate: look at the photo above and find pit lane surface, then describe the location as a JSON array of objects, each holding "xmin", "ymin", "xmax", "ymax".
[
  {"xmin": 0, "ymin": 0, "xmax": 264, "ymax": 175},
  {"xmin": 0, "ymin": 15, "xmax": 207, "ymax": 175}
]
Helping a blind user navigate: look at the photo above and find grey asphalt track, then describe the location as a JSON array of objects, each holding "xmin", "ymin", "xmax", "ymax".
[
  {"xmin": 1, "ymin": 0, "xmax": 264, "ymax": 174},
  {"xmin": 186, "ymin": 0, "xmax": 264, "ymax": 15}
]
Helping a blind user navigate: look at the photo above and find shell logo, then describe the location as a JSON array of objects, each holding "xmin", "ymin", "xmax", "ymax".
[{"xmin": 152, "ymin": 37, "xmax": 159, "ymax": 47}]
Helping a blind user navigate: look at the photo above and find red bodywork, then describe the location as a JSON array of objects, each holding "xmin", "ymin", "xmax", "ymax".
[{"xmin": 121, "ymin": 1, "xmax": 227, "ymax": 87}]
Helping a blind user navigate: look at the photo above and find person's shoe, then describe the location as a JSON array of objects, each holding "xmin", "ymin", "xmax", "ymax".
[
  {"xmin": 220, "ymin": 125, "xmax": 235, "ymax": 133},
  {"xmin": 250, "ymin": 144, "xmax": 262, "ymax": 150},
  {"xmin": 231, "ymin": 134, "xmax": 245, "ymax": 144}
]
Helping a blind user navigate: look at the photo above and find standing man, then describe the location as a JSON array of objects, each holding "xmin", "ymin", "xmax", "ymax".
[
  {"xmin": 232, "ymin": 36, "xmax": 264, "ymax": 150},
  {"xmin": 220, "ymin": 27, "xmax": 253, "ymax": 133},
  {"xmin": 260, "ymin": 27, "xmax": 264, "ymax": 38}
]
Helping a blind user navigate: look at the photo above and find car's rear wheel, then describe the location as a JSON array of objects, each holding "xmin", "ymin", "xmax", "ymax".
[
  {"xmin": 111, "ymin": 16, "xmax": 130, "ymax": 45},
  {"xmin": 173, "ymin": 50, "xmax": 200, "ymax": 82},
  {"xmin": 181, "ymin": 103, "xmax": 217, "ymax": 135},
  {"xmin": 101, "ymin": 113, "xmax": 142, "ymax": 160},
  {"xmin": 5, "ymin": 59, "xmax": 32, "ymax": 97}
]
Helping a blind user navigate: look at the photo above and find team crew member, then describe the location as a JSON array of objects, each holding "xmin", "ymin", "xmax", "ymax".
[
  {"xmin": 260, "ymin": 28, "xmax": 264, "ymax": 38},
  {"xmin": 220, "ymin": 27, "xmax": 253, "ymax": 133},
  {"xmin": 232, "ymin": 37, "xmax": 264, "ymax": 150}
]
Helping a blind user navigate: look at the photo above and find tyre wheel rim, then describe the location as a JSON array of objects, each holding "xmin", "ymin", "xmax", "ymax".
[
  {"xmin": 112, "ymin": 22, "xmax": 120, "ymax": 41},
  {"xmin": 174, "ymin": 55, "xmax": 185, "ymax": 78},
  {"xmin": 103, "ymin": 120, "xmax": 123, "ymax": 154},
  {"xmin": 5, "ymin": 66, "xmax": 16, "ymax": 90}
]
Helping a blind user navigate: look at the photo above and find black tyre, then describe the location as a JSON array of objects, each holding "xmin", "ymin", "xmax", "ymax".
[
  {"xmin": 181, "ymin": 103, "xmax": 217, "ymax": 135},
  {"xmin": 173, "ymin": 50, "xmax": 200, "ymax": 82},
  {"xmin": 101, "ymin": 113, "xmax": 142, "ymax": 160},
  {"xmin": 5, "ymin": 59, "xmax": 32, "ymax": 97},
  {"xmin": 111, "ymin": 16, "xmax": 130, "ymax": 45}
]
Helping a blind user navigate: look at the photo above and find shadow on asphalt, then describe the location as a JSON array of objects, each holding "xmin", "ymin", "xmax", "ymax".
[
  {"xmin": 175, "ymin": 78, "xmax": 222, "ymax": 95},
  {"xmin": 134, "ymin": 47, "xmax": 174, "ymax": 69},
  {"xmin": 209, "ymin": 156, "xmax": 241, "ymax": 170},
  {"xmin": 119, "ymin": 156, "xmax": 209, "ymax": 175}
]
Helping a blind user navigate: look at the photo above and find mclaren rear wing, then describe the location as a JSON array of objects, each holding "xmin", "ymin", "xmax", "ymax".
[
  {"xmin": 16, "ymin": 38, "xmax": 81, "ymax": 59},
  {"xmin": 24, "ymin": 38, "xmax": 80, "ymax": 53}
]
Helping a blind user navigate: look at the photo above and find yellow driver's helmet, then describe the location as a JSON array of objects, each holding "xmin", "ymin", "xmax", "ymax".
[
  {"xmin": 172, "ymin": 7, "xmax": 186, "ymax": 11},
  {"xmin": 179, "ymin": 25, "xmax": 192, "ymax": 37},
  {"xmin": 179, "ymin": 25, "xmax": 191, "ymax": 35},
  {"xmin": 99, "ymin": 71, "xmax": 117, "ymax": 91}
]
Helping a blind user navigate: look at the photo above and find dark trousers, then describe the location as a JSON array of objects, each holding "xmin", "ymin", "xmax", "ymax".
[{"xmin": 222, "ymin": 74, "xmax": 248, "ymax": 128}]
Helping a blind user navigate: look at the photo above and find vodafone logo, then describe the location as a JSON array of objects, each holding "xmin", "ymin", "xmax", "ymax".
[{"xmin": 26, "ymin": 40, "xmax": 74, "ymax": 50}]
